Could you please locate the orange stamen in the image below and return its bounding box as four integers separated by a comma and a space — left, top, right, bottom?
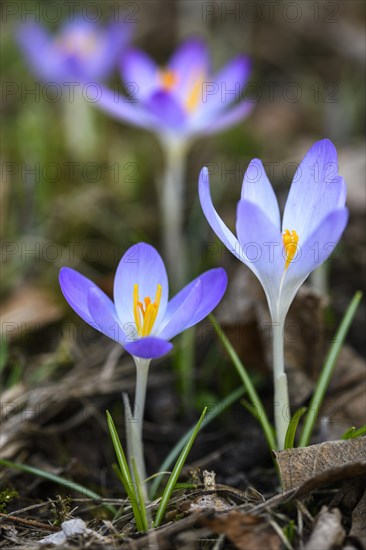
283, 229, 299, 270
133, 284, 162, 337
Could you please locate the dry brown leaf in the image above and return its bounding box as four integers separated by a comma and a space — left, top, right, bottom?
201, 511, 281, 550
0, 285, 62, 341
275, 438, 366, 491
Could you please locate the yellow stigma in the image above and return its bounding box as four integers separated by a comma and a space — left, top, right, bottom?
159, 69, 178, 91
133, 284, 162, 337
185, 73, 204, 113
283, 229, 299, 270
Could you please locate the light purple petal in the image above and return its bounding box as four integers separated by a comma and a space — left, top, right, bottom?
337, 177, 347, 207
285, 207, 349, 284
276, 207, 349, 322
163, 268, 228, 334
95, 86, 156, 130
17, 19, 129, 83
79, 21, 132, 81
241, 159, 280, 230
198, 168, 242, 262
114, 243, 169, 333
121, 48, 159, 100
87, 287, 125, 344
124, 336, 173, 359
158, 280, 202, 340
145, 91, 187, 130
283, 139, 345, 240
167, 38, 210, 101
185, 268, 228, 327
59, 267, 99, 326
192, 98, 253, 136
17, 22, 67, 82
200, 55, 251, 116
236, 200, 284, 315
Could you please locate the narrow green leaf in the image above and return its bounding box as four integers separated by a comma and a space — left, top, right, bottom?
284, 407, 307, 449
154, 407, 207, 528
131, 457, 149, 531
241, 398, 262, 420
0, 341, 8, 372
210, 314, 276, 451
149, 386, 245, 500
341, 425, 366, 440
299, 291, 363, 447
0, 458, 115, 514
106, 411, 145, 532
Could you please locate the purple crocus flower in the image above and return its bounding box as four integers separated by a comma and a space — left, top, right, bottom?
95, 37, 252, 138
17, 17, 133, 82
59, 242, 227, 359
199, 139, 348, 325
199, 138, 348, 449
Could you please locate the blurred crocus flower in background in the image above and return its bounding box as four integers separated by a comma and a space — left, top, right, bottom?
17, 16, 133, 82
59, 242, 227, 486
199, 139, 348, 449
95, 37, 252, 286
97, 37, 252, 140
17, 17, 133, 158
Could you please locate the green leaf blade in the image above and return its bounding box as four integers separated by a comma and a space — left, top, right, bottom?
153, 407, 207, 528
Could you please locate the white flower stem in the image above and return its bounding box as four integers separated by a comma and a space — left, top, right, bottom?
158, 137, 190, 290
123, 357, 151, 501
272, 319, 290, 450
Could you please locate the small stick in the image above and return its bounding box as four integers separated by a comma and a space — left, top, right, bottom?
0, 512, 59, 532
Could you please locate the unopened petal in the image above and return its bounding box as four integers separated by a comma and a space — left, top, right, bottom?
241, 159, 281, 230
198, 168, 243, 261
283, 139, 344, 240
236, 200, 283, 315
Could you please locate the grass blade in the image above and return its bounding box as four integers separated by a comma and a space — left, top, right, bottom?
341, 425, 366, 440
153, 407, 207, 528
131, 457, 149, 531
106, 411, 145, 532
284, 407, 307, 449
299, 291, 363, 447
0, 458, 115, 514
210, 314, 276, 451
149, 386, 245, 500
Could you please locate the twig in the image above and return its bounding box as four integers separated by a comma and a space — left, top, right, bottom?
0, 512, 59, 532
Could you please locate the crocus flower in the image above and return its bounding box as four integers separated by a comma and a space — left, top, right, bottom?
95, 37, 252, 140
199, 139, 348, 325
199, 139, 348, 448
59, 242, 227, 359
17, 17, 132, 82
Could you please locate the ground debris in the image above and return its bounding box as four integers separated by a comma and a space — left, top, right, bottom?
201, 510, 282, 550
304, 506, 345, 550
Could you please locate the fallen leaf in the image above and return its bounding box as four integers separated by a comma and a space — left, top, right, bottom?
275, 438, 366, 491
202, 511, 281, 550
